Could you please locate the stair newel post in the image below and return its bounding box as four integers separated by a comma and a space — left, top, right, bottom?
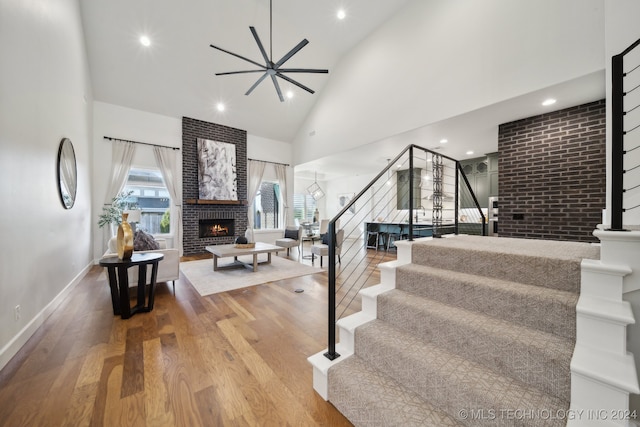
409, 145, 414, 241
611, 52, 625, 231
324, 220, 340, 360
455, 161, 460, 235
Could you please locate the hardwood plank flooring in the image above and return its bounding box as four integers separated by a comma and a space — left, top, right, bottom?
0, 243, 396, 426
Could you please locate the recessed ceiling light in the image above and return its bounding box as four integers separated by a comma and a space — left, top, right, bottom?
139, 35, 151, 47
337, 9, 346, 20
286, 90, 294, 99
440, 139, 448, 144
466, 150, 474, 155
542, 98, 556, 106
216, 102, 225, 112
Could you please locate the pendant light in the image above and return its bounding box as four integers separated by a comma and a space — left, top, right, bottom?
307, 172, 325, 200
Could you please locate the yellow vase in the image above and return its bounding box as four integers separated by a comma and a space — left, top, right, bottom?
117, 212, 134, 260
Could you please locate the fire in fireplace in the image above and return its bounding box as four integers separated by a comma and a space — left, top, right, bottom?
199, 219, 234, 238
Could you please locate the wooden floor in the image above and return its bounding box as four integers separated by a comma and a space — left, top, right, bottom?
0, 245, 396, 426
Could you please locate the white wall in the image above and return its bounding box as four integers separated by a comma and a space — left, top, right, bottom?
0, 0, 93, 369
92, 103, 294, 256
293, 0, 605, 166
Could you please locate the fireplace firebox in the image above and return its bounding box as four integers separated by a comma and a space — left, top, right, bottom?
199, 219, 234, 238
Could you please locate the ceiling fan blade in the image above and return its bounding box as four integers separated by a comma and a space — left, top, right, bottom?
270, 74, 285, 102
216, 70, 265, 76
245, 72, 269, 96
276, 72, 315, 94
273, 39, 309, 68
210, 44, 265, 69
249, 27, 271, 65
277, 68, 329, 74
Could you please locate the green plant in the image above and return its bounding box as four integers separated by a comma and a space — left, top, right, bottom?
98, 191, 136, 228
160, 209, 171, 233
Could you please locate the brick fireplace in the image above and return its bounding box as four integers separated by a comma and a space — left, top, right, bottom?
182, 117, 248, 255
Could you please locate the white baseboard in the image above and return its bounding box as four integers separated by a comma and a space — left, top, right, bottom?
0, 262, 93, 371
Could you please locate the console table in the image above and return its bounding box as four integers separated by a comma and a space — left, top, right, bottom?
99, 252, 164, 319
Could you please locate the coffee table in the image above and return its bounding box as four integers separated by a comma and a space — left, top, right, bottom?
205, 242, 282, 272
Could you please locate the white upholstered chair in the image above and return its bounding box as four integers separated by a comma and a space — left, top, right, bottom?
311, 228, 345, 267
275, 225, 302, 256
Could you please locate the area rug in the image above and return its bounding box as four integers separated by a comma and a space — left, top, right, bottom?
180, 255, 324, 296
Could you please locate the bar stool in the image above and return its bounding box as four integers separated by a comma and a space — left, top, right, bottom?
386, 232, 402, 251
366, 231, 382, 250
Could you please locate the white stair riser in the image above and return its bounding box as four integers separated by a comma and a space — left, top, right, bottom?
577, 314, 629, 355
338, 324, 355, 353
312, 364, 329, 400
361, 291, 378, 315
581, 271, 625, 300
594, 230, 640, 294
571, 374, 634, 426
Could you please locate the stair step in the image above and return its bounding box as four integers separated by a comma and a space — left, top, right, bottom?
355, 319, 569, 427
396, 263, 578, 339
377, 289, 573, 400
410, 235, 599, 292
328, 355, 464, 427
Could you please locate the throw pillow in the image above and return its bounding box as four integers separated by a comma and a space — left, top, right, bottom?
284, 228, 298, 239
134, 230, 160, 251
321, 233, 330, 245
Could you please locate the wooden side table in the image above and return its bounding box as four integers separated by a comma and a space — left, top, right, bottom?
99, 252, 164, 319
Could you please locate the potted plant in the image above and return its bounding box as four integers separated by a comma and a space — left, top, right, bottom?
98, 191, 136, 235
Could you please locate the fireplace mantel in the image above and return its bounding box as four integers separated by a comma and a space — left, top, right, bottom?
185, 199, 247, 206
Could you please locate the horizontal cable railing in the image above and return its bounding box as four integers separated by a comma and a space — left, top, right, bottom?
324, 144, 486, 360
611, 37, 640, 230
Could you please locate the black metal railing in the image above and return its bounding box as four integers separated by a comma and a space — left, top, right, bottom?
611, 37, 640, 230
323, 144, 486, 360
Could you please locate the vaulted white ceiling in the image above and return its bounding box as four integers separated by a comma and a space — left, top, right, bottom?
80, 0, 411, 143
80, 0, 607, 180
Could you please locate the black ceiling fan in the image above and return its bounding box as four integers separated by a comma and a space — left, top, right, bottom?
209, 0, 328, 102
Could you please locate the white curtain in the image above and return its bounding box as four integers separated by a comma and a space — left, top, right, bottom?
103, 141, 136, 235
246, 160, 266, 242
274, 163, 289, 227
154, 146, 183, 256
104, 141, 135, 202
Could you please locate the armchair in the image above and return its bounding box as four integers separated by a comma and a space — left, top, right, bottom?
275, 226, 302, 256
311, 228, 345, 267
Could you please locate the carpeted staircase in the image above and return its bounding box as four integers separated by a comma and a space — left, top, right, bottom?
327, 235, 601, 426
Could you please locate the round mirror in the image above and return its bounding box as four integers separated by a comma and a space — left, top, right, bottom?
57, 138, 77, 209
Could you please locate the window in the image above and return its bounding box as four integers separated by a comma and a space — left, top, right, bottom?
123, 168, 171, 234
293, 193, 317, 223
252, 181, 281, 230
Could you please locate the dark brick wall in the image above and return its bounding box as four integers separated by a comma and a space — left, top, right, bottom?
498, 100, 605, 243
182, 117, 248, 255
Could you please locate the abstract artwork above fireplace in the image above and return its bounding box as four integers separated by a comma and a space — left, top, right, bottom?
197, 138, 237, 201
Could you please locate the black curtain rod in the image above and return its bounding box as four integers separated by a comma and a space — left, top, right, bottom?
103, 136, 180, 151
248, 158, 289, 167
